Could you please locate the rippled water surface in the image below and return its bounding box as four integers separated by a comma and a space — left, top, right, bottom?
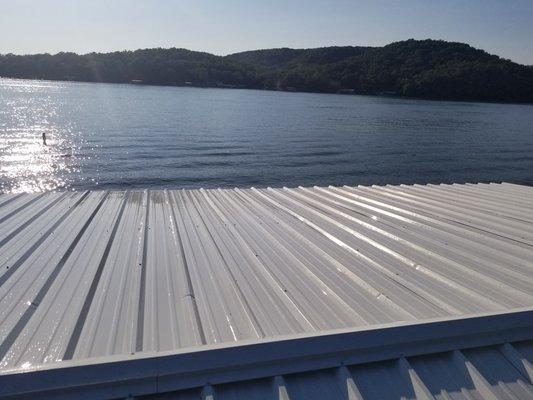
1, 78, 532, 193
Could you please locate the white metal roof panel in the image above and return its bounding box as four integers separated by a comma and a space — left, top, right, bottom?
0, 182, 532, 396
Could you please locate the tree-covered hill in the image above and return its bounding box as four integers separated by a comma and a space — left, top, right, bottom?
0, 48, 262, 88
1, 39, 532, 103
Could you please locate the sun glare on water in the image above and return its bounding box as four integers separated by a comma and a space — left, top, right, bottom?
0, 130, 69, 193
0, 79, 82, 193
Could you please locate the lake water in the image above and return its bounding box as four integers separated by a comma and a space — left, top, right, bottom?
1, 78, 532, 193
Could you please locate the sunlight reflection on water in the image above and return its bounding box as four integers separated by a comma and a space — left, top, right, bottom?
1, 77, 533, 193
0, 79, 82, 193
0, 130, 68, 193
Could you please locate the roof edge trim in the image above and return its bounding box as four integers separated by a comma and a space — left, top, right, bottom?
2, 307, 533, 399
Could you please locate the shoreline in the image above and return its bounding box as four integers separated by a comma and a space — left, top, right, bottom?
2, 75, 533, 106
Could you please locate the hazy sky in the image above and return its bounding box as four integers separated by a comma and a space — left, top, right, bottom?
1, 0, 532, 64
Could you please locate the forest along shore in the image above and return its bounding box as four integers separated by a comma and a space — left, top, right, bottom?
1, 39, 533, 103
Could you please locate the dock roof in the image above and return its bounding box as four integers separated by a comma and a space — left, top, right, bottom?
1, 182, 532, 398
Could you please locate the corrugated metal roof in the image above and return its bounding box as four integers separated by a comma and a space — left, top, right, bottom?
0, 182, 532, 397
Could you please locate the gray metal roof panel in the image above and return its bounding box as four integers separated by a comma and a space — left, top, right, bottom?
123, 342, 533, 400
1, 308, 532, 399
0, 182, 532, 394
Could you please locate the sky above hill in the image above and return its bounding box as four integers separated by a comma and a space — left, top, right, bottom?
1, 0, 532, 65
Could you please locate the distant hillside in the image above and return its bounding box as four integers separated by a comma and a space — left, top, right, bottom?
0, 48, 262, 88
1, 39, 533, 103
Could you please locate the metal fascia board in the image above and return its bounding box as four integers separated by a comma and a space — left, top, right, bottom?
1, 307, 532, 399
